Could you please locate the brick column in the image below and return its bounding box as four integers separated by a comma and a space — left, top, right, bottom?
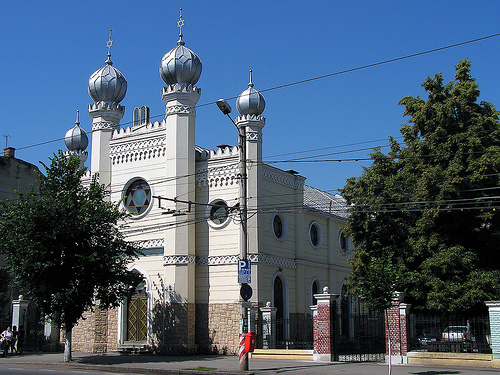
385, 292, 410, 364
486, 301, 500, 360
311, 288, 339, 362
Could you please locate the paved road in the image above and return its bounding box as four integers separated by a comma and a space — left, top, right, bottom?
1, 352, 500, 374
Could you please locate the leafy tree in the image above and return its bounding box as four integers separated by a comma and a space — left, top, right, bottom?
0, 151, 142, 361
342, 60, 500, 314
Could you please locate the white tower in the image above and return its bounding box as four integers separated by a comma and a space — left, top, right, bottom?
88, 30, 127, 189
64, 110, 89, 169
235, 71, 266, 256
159, 9, 201, 346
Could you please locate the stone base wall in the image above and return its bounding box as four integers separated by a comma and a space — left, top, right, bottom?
196, 303, 240, 355
69, 303, 242, 355
152, 302, 197, 354
70, 306, 118, 353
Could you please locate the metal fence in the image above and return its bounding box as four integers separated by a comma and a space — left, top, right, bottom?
254, 316, 313, 349
409, 314, 491, 354
335, 299, 386, 362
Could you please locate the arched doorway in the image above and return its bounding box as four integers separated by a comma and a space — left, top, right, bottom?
127, 280, 147, 342
273, 274, 288, 348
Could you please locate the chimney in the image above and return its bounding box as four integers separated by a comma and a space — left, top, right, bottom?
3, 147, 15, 158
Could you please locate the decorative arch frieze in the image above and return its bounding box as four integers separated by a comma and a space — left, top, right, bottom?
196, 164, 239, 188
262, 168, 305, 190
110, 137, 166, 165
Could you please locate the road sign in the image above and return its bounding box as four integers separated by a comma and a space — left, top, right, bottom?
240, 283, 253, 301
238, 260, 251, 283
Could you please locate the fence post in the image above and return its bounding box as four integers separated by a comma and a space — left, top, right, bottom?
312, 287, 339, 362
259, 302, 277, 349
385, 292, 410, 364
486, 301, 500, 360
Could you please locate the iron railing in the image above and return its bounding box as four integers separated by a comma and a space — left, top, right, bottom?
409, 314, 491, 354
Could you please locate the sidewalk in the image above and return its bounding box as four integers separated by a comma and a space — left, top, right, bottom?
1, 351, 500, 375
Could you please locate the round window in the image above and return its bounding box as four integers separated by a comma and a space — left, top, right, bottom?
309, 221, 322, 248
124, 179, 151, 216
209, 200, 229, 225
272, 213, 287, 241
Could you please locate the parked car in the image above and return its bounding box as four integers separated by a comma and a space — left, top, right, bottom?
417, 330, 440, 346
441, 326, 475, 343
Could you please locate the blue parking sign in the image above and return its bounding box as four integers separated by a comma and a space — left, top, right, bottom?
238, 260, 251, 283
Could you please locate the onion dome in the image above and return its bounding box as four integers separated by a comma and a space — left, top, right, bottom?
65, 110, 88, 152
88, 30, 127, 103
159, 9, 202, 86
236, 70, 265, 116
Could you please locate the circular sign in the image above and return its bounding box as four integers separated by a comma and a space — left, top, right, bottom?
240, 283, 253, 301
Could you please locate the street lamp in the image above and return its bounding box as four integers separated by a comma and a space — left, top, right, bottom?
216, 98, 249, 371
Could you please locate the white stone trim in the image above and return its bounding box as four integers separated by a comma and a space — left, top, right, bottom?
92, 121, 119, 131
163, 255, 196, 265
196, 255, 239, 265
196, 164, 239, 188
263, 167, 305, 190
246, 131, 262, 142
110, 137, 166, 165
193, 254, 297, 269
134, 238, 164, 249
165, 104, 196, 115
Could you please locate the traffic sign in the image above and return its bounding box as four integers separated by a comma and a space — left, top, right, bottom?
240, 283, 253, 301
238, 259, 251, 283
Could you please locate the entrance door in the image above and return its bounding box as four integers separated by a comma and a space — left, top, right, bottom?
127, 293, 147, 341
274, 276, 285, 347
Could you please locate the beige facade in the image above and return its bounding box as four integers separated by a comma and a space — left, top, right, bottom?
70, 19, 354, 354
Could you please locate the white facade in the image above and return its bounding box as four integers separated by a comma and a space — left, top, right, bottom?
71, 17, 353, 354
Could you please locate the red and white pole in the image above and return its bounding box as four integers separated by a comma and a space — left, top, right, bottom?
239, 334, 248, 370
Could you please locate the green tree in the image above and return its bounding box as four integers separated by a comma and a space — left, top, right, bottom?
342, 60, 500, 314
0, 151, 142, 361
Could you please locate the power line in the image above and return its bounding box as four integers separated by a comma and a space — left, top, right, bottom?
14, 32, 500, 153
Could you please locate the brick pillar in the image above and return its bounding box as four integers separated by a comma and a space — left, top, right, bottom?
385, 292, 411, 364
311, 288, 339, 362
486, 301, 500, 360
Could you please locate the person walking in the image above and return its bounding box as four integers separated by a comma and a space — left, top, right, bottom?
10, 326, 17, 355
17, 326, 25, 355
1, 326, 12, 358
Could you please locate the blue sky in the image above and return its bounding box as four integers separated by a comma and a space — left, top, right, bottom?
1, 1, 499, 193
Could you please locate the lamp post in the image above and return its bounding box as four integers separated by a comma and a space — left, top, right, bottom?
217, 99, 249, 371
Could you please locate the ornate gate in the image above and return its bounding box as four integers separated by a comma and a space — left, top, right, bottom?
335, 297, 386, 362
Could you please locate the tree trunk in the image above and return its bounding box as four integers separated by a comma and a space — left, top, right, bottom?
64, 328, 72, 362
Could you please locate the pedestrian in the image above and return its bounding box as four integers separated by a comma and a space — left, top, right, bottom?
10, 326, 17, 355
0, 326, 12, 358
17, 326, 25, 355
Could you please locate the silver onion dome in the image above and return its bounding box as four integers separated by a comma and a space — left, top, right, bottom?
159, 9, 202, 86
65, 111, 89, 152
88, 30, 127, 103
236, 70, 265, 116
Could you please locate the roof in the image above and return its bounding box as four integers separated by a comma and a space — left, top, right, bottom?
303, 185, 348, 219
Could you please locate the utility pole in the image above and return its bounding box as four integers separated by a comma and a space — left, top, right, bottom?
217, 99, 250, 371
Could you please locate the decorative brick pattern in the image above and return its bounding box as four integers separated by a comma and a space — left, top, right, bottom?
385, 293, 410, 359
312, 293, 338, 361
314, 304, 332, 354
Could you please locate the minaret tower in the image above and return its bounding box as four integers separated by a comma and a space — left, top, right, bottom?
235, 71, 266, 255
159, 9, 201, 349
64, 110, 89, 169
88, 30, 127, 189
